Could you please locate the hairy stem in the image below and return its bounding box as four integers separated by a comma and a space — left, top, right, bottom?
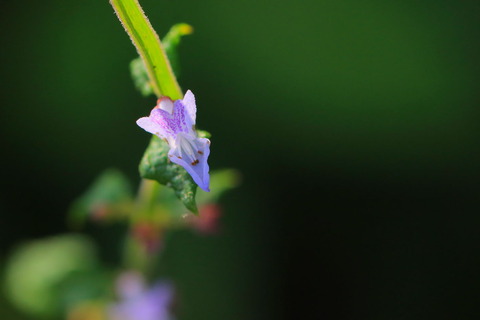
110, 0, 183, 100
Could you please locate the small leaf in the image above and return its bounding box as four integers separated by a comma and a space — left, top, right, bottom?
196, 129, 212, 139
139, 135, 198, 214
130, 57, 154, 96
68, 169, 133, 228
162, 23, 193, 77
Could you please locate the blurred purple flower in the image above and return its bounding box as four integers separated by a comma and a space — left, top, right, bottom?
137, 90, 211, 191
109, 272, 174, 320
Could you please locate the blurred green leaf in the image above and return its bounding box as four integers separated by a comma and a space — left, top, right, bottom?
4, 234, 98, 318
196, 129, 212, 139
139, 135, 198, 214
130, 57, 154, 97
68, 169, 133, 228
110, 0, 182, 99
162, 23, 193, 77
56, 269, 112, 312
197, 169, 241, 204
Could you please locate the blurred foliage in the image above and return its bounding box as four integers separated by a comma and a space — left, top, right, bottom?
130, 58, 154, 97
4, 235, 99, 318
67, 166, 237, 228
2, 168, 239, 319
57, 269, 111, 316
196, 130, 212, 139
162, 23, 194, 78
68, 169, 134, 228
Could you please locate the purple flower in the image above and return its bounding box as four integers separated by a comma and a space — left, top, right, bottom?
109, 272, 174, 320
137, 90, 210, 192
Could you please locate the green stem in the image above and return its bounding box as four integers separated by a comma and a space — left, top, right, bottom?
123, 179, 161, 274
110, 0, 183, 99
134, 179, 161, 218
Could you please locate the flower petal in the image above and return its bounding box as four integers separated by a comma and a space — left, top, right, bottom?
169, 137, 210, 192
136, 117, 170, 140
151, 104, 190, 136
182, 89, 196, 125
137, 90, 210, 193
109, 280, 174, 320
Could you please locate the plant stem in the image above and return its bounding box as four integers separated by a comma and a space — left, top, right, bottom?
123, 179, 161, 274
135, 179, 161, 218
110, 0, 183, 99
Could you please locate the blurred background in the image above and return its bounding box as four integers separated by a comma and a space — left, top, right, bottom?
1, 0, 480, 319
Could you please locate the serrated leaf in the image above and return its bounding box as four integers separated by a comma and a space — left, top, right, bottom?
139, 135, 198, 214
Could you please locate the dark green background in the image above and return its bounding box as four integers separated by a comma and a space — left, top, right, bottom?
1, 0, 480, 319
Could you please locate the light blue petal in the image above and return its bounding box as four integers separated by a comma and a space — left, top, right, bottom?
136, 117, 170, 140
182, 89, 196, 125
169, 137, 210, 192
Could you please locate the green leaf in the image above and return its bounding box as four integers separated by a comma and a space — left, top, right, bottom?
110, 0, 182, 99
4, 235, 98, 318
68, 169, 133, 228
139, 135, 198, 214
196, 129, 212, 139
56, 269, 112, 312
162, 23, 193, 77
130, 57, 154, 97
